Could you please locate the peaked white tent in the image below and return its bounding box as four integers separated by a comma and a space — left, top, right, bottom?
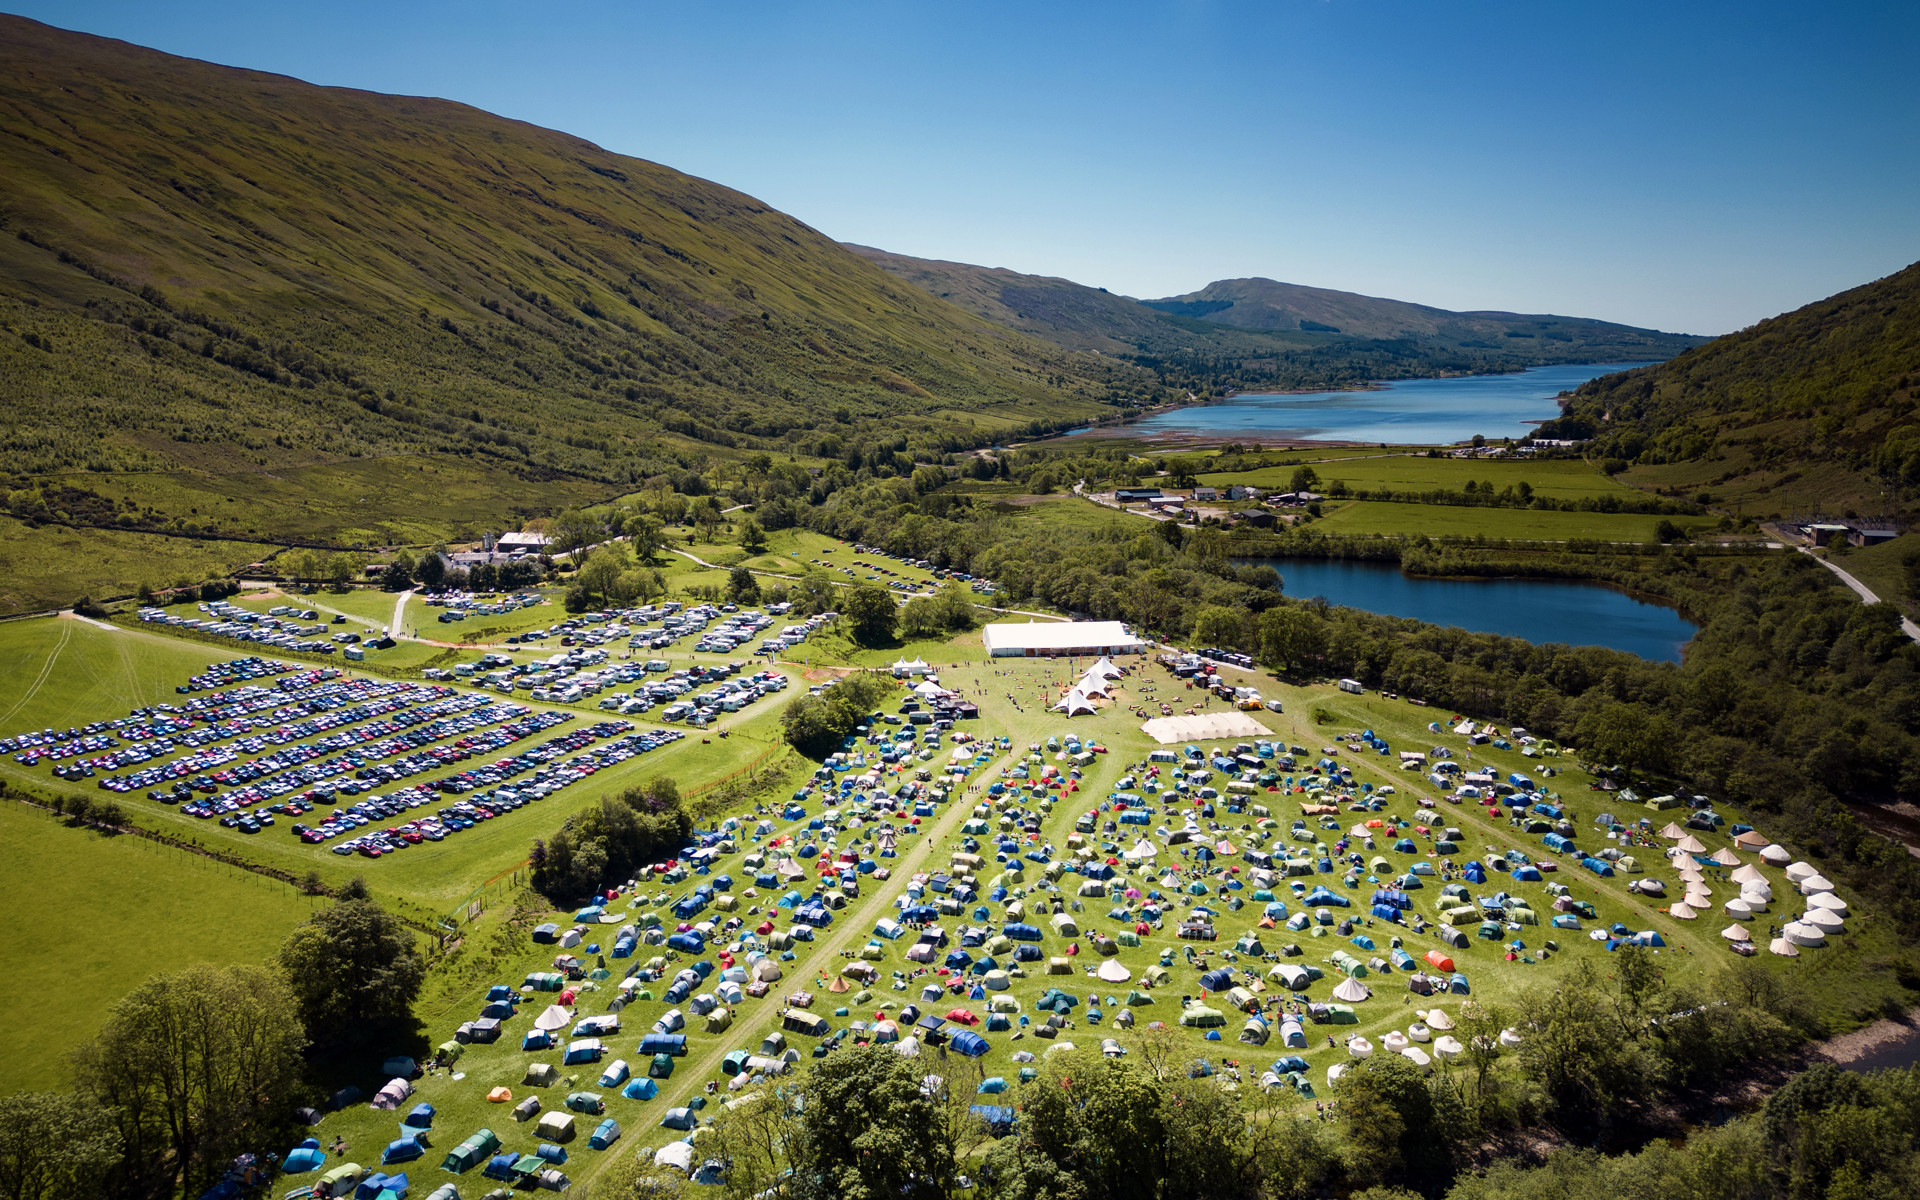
1675, 835, 1707, 854
1054, 690, 1097, 716
1668, 901, 1698, 920
1659, 822, 1689, 840
1077, 673, 1113, 699
1730, 864, 1767, 885
1711, 847, 1743, 867
1331, 977, 1371, 1003
1721, 923, 1751, 942
1088, 657, 1124, 680
1769, 937, 1800, 957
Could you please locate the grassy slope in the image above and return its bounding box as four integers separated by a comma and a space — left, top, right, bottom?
1548, 261, 1920, 516
0, 801, 320, 1088
0, 16, 1128, 504
0, 516, 271, 610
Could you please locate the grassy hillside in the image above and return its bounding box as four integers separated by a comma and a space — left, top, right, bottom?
1538, 261, 1920, 518
0, 17, 1145, 526
851, 246, 1705, 398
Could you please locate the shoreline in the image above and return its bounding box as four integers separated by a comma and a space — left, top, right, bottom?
1044, 359, 1654, 450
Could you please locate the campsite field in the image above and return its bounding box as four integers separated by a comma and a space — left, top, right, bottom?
284, 648, 1899, 1195
0, 800, 321, 1089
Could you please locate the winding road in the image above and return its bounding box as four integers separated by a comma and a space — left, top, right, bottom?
1793, 545, 1920, 643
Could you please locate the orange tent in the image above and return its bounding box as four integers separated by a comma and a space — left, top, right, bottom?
487, 1087, 513, 1103
1425, 950, 1455, 973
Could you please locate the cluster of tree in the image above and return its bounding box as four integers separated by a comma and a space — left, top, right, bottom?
780, 670, 894, 758
530, 777, 692, 904
277, 881, 429, 1052
563, 542, 668, 612
899, 582, 979, 640
599, 957, 1856, 1200
135, 577, 240, 606
0, 881, 424, 1199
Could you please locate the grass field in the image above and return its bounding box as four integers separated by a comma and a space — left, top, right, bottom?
1201, 456, 1639, 502
0, 800, 321, 1088
1310, 501, 1715, 542
0, 517, 268, 614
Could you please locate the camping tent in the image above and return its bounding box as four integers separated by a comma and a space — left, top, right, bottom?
1331, 977, 1371, 1003
1054, 690, 1097, 717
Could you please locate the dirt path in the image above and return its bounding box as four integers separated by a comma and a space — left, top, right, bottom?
0, 618, 71, 728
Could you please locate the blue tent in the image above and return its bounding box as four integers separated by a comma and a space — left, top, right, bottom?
970, 1104, 1017, 1137
1003, 923, 1042, 942
535, 1144, 569, 1164
589, 1118, 622, 1150
283, 1139, 326, 1173
382, 1136, 424, 1165
356, 1172, 408, 1198
403, 1103, 434, 1129
1370, 904, 1403, 923
1448, 972, 1471, 994
951, 1031, 991, 1058
1512, 866, 1542, 882
622, 1078, 659, 1101
1581, 857, 1615, 878
523, 1029, 552, 1051
639, 1034, 687, 1057
1199, 968, 1234, 991
977, 1076, 1009, 1093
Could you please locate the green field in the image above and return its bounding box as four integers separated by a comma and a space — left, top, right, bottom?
0, 800, 321, 1088
1310, 500, 1713, 542
0, 517, 269, 614
1202, 455, 1639, 501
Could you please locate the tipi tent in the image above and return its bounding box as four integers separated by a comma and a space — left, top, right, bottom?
1331, 977, 1371, 1003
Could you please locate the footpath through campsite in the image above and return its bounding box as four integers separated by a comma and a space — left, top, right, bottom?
568, 742, 1015, 1192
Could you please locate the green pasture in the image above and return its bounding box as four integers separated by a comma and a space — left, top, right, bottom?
0, 516, 266, 614
0, 800, 321, 1090
1006, 495, 1150, 535
1202, 456, 1636, 501
1309, 501, 1712, 542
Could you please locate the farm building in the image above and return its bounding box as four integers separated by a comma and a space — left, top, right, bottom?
982, 621, 1148, 658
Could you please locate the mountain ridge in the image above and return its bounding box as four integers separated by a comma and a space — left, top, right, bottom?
846, 245, 1707, 398
0, 15, 1141, 499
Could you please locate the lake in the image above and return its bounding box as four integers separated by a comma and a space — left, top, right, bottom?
1131, 361, 1653, 444
1255, 557, 1696, 662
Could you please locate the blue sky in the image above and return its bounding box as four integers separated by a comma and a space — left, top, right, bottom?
10, 0, 1917, 334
